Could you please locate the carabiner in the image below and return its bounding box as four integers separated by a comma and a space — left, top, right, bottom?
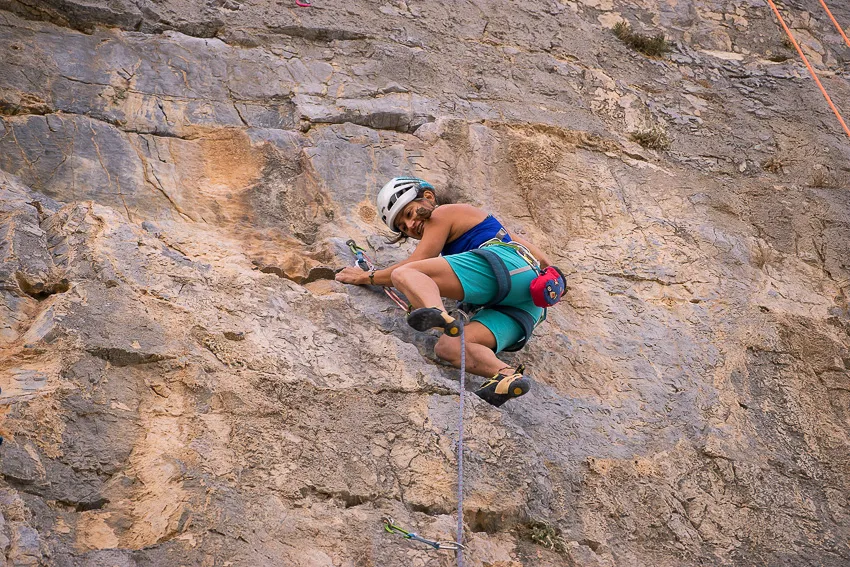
382, 517, 465, 551
434, 540, 465, 551
346, 239, 373, 272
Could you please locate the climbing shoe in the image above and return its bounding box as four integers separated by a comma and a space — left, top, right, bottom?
474, 366, 532, 407
407, 307, 462, 337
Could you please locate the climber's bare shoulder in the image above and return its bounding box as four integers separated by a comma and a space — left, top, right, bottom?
432, 204, 489, 240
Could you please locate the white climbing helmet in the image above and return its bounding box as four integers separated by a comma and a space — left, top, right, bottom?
375, 176, 435, 233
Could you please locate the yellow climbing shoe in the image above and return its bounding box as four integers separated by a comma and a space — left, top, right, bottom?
474, 369, 532, 407
407, 307, 462, 336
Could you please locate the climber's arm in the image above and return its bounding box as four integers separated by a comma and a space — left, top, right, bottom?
336, 210, 452, 286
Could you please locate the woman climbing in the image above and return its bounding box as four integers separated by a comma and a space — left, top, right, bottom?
335, 177, 561, 407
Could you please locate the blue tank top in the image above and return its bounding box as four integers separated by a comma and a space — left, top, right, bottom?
441, 214, 511, 256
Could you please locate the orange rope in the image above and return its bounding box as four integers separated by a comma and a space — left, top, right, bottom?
818, 0, 850, 49
766, 0, 850, 140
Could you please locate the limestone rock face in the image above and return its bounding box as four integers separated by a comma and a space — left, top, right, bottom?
1, 1, 850, 565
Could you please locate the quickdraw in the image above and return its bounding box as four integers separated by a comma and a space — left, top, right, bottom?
345, 239, 410, 312
382, 517, 465, 551
347, 239, 371, 272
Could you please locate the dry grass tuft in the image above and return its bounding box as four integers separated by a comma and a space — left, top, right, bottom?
767, 53, 792, 62
808, 167, 846, 189
761, 156, 785, 173
629, 126, 670, 150
613, 22, 671, 57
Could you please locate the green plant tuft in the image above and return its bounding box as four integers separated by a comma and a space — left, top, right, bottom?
613, 22, 670, 57
527, 521, 568, 554
629, 126, 671, 150
612, 21, 631, 40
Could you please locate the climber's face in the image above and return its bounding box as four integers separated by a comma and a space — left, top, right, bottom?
394, 191, 436, 239
394, 202, 425, 238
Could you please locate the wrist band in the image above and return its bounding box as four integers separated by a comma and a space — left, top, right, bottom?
368, 269, 377, 285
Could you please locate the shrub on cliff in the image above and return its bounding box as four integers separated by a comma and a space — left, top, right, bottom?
613, 21, 670, 57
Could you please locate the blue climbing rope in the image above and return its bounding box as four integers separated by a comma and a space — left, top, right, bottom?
456, 318, 466, 566
379, 318, 468, 563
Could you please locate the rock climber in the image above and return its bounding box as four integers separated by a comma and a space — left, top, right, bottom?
336, 177, 561, 407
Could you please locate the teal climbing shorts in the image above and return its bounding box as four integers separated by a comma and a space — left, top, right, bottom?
444, 245, 544, 353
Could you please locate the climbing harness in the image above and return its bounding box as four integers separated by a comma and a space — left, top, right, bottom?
382, 517, 465, 551
459, 238, 544, 352
766, 0, 850, 140
345, 239, 410, 311
481, 230, 540, 269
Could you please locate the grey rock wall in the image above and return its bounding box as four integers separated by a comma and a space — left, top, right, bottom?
1, 1, 849, 565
